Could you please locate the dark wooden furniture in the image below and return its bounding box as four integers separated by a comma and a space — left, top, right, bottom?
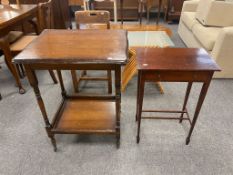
9, 0, 71, 29
13, 29, 128, 151
139, 0, 162, 25
92, 0, 135, 21
0, 4, 38, 93
72, 10, 112, 93
165, 0, 184, 22
135, 48, 221, 144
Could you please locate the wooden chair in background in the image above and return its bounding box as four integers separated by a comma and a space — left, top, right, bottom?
0, 0, 57, 95
71, 10, 112, 93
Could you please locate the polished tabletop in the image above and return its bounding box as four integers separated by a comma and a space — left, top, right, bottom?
0, 4, 37, 30
136, 48, 221, 71
13, 29, 128, 64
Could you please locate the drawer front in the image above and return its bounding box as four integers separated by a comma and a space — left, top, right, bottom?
142, 71, 213, 82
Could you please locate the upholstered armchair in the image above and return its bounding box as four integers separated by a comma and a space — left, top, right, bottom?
178, 0, 233, 78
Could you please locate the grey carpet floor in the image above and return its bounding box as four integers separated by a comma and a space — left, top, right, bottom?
0, 21, 233, 175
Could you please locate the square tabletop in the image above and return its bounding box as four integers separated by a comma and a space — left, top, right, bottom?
13, 29, 128, 65
128, 31, 174, 48
136, 48, 221, 72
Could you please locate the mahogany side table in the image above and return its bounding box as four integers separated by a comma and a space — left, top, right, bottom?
135, 48, 221, 144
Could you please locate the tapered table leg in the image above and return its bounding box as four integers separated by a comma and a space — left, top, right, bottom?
136, 71, 145, 143
186, 81, 211, 145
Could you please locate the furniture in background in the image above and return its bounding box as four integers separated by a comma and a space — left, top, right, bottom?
83, 0, 118, 23
164, 0, 184, 22
93, 0, 135, 21
178, 0, 233, 78
72, 11, 112, 94
135, 48, 220, 144
0, 2, 57, 94
13, 29, 128, 151
9, 0, 71, 29
139, 0, 162, 25
0, 4, 38, 93
121, 30, 174, 92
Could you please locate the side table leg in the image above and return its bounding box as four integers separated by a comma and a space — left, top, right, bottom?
180, 82, 192, 123
25, 65, 57, 151
186, 81, 211, 145
115, 66, 121, 148
136, 71, 145, 143
156, 0, 162, 25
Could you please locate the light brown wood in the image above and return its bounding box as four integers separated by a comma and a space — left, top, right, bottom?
14, 29, 128, 64
13, 29, 128, 150
53, 99, 116, 133
10, 35, 37, 51
68, 0, 83, 6
73, 10, 112, 93
75, 10, 110, 29
121, 25, 172, 92
0, 4, 38, 93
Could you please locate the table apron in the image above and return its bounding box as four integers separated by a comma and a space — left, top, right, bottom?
141, 70, 214, 82
24, 63, 120, 70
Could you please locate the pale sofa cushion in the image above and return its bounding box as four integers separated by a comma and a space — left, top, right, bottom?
192, 23, 221, 51
181, 12, 198, 30
196, 0, 233, 27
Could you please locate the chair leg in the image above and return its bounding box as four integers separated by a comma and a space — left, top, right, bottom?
107, 70, 112, 94
71, 70, 79, 93
0, 93, 2, 100
48, 70, 58, 84
147, 7, 150, 24
0, 39, 25, 94
4, 58, 25, 94
19, 64, 25, 77
156, 82, 164, 94
16, 64, 24, 79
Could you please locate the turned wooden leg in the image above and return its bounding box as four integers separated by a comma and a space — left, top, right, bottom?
107, 70, 112, 94
48, 70, 58, 84
25, 65, 57, 151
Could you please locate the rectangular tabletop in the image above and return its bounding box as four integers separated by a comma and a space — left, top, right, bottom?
13, 29, 128, 65
0, 4, 37, 31
136, 48, 221, 72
